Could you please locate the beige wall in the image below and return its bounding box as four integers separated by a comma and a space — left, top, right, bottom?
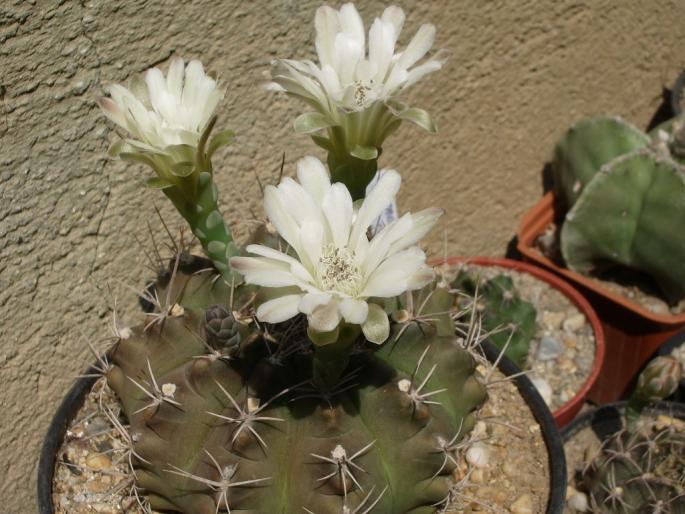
1, 0, 683, 510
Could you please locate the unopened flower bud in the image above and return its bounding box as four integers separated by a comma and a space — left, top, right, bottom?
204, 304, 240, 349
635, 356, 683, 403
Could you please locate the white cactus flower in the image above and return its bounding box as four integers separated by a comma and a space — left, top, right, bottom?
269, 3, 446, 134
230, 156, 441, 344
98, 56, 223, 155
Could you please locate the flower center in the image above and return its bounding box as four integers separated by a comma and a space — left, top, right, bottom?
353, 80, 372, 109
318, 244, 362, 296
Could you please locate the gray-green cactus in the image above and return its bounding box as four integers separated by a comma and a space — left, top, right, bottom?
553, 115, 685, 303
578, 356, 685, 513
552, 116, 651, 210
452, 271, 536, 369
106, 257, 487, 514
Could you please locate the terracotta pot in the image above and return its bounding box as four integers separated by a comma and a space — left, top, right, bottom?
517, 192, 685, 404
438, 256, 605, 427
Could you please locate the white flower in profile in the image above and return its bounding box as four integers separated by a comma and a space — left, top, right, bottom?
230, 156, 442, 344
98, 56, 223, 156
269, 3, 446, 136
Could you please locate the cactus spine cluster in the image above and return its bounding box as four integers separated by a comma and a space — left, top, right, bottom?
552, 115, 685, 303
452, 271, 536, 369
578, 356, 685, 513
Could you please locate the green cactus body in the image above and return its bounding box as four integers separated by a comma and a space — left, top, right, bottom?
163, 171, 241, 281
452, 272, 536, 369
581, 423, 685, 513
561, 151, 685, 303
552, 116, 650, 210
107, 259, 486, 513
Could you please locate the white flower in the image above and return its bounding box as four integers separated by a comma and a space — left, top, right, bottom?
98, 56, 223, 155
230, 156, 442, 344
269, 3, 445, 126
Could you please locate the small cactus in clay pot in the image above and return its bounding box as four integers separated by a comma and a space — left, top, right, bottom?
551, 113, 685, 304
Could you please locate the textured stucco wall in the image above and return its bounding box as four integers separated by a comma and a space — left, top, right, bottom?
1, 0, 684, 511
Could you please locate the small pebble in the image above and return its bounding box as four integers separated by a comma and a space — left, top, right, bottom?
466, 443, 490, 468
471, 420, 488, 438
502, 461, 517, 478
562, 313, 585, 332
536, 335, 564, 360
510, 493, 534, 514
470, 468, 486, 483
542, 311, 565, 330
567, 487, 589, 512
530, 377, 553, 406
85, 453, 112, 471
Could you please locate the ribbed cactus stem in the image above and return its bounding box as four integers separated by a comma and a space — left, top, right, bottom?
327, 150, 378, 201
311, 324, 360, 390
165, 172, 240, 283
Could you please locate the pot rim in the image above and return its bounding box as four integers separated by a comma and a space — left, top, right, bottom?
517, 191, 685, 326
437, 256, 606, 428
561, 400, 685, 443
38, 347, 567, 514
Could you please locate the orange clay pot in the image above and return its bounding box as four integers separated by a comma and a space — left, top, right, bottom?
517, 192, 685, 404
438, 256, 605, 428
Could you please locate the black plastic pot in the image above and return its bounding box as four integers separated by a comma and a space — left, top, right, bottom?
561, 400, 685, 507
38, 344, 566, 514
657, 329, 685, 402
37, 367, 99, 514
672, 70, 685, 117
562, 400, 685, 443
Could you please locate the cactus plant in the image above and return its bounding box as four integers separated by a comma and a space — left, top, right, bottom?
91, 4, 499, 513
452, 271, 536, 368
106, 261, 486, 513
552, 115, 685, 303
577, 356, 685, 513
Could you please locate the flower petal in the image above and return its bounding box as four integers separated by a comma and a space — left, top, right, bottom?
315, 5, 340, 68
339, 297, 369, 324
406, 267, 435, 291
298, 221, 325, 273
360, 247, 427, 297
245, 244, 316, 284
264, 184, 301, 252
339, 3, 365, 50
323, 183, 354, 249
362, 303, 389, 344
230, 256, 301, 288
308, 297, 342, 332
349, 169, 401, 252
256, 294, 303, 324
381, 6, 405, 45
398, 23, 436, 70
299, 292, 332, 314
296, 156, 331, 203
387, 207, 443, 255
166, 56, 184, 100
363, 212, 414, 276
